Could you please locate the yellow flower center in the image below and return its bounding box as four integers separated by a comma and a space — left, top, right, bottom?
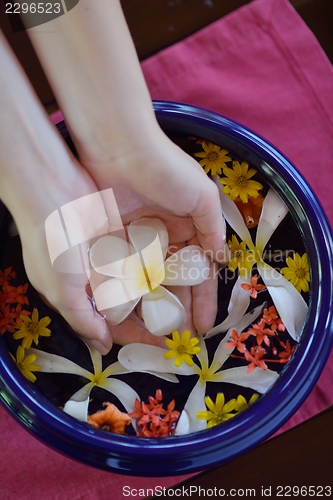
27, 322, 39, 335
236, 175, 247, 186
207, 151, 219, 162
295, 268, 306, 279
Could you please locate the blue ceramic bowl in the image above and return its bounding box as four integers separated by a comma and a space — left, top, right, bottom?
1, 101, 333, 476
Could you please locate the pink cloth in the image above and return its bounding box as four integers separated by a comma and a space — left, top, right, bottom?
2, 0, 333, 498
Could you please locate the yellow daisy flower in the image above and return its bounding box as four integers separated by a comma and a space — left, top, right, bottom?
196, 393, 236, 428
281, 252, 310, 293
235, 393, 259, 412
220, 160, 263, 203
194, 141, 231, 176
164, 330, 201, 367
228, 234, 254, 275
10, 345, 41, 383
13, 308, 51, 349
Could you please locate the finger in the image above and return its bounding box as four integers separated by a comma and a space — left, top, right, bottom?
54, 285, 112, 355
164, 241, 195, 335
188, 235, 218, 334
111, 312, 166, 347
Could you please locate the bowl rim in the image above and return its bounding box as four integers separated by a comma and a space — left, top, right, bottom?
1, 100, 333, 476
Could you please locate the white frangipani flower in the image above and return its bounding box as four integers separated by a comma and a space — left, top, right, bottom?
118, 305, 279, 435
27, 344, 140, 422
207, 184, 308, 341
89, 218, 210, 337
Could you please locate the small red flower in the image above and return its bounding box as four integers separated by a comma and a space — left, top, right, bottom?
278, 341, 296, 363
262, 306, 285, 332
240, 274, 266, 299
0, 267, 16, 286
225, 328, 249, 353
247, 319, 275, 346
244, 346, 267, 372
129, 390, 180, 438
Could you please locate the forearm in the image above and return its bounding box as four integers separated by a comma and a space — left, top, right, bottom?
23, 0, 158, 169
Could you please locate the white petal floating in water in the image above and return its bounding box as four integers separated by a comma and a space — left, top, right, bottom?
175, 409, 190, 436
162, 245, 210, 286
214, 366, 279, 393
214, 177, 253, 249
102, 378, 140, 413
118, 343, 194, 376
205, 274, 251, 339
256, 188, 289, 255
141, 286, 187, 336
180, 380, 207, 434
64, 397, 90, 422
257, 261, 308, 341
27, 348, 92, 379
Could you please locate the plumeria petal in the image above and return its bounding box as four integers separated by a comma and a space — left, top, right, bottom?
141, 286, 187, 336
162, 246, 210, 286
92, 276, 145, 314
128, 218, 169, 260
205, 274, 251, 338
194, 335, 209, 374
209, 304, 264, 371
214, 177, 254, 249
102, 360, 131, 378
27, 348, 92, 380
257, 261, 308, 341
178, 380, 207, 434
89, 235, 132, 278
255, 189, 289, 254
102, 297, 141, 325
64, 396, 90, 421
118, 344, 194, 376
101, 378, 140, 413
175, 409, 190, 436
213, 366, 279, 393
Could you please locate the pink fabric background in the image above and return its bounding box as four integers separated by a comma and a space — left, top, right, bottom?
2, 0, 333, 498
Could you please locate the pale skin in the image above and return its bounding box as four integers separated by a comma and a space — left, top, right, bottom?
0, 0, 228, 354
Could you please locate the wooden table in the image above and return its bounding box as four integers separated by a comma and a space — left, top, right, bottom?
1, 0, 333, 494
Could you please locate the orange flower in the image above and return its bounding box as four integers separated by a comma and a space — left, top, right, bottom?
278, 341, 296, 363
240, 274, 266, 299
262, 306, 285, 332
0, 304, 17, 334
225, 328, 249, 353
244, 346, 267, 372
129, 390, 180, 438
1, 282, 29, 306
88, 403, 131, 434
0, 267, 16, 286
247, 319, 275, 346
235, 193, 264, 228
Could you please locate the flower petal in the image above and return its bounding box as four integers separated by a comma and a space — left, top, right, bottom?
128, 218, 169, 260
92, 276, 145, 315
141, 286, 187, 336
214, 176, 254, 249
27, 348, 92, 380
162, 245, 210, 286
63, 396, 90, 422
179, 380, 207, 434
258, 261, 308, 341
118, 343, 194, 376
214, 366, 279, 393
205, 274, 251, 338
175, 409, 190, 436
101, 378, 140, 413
255, 189, 289, 254
90, 235, 132, 277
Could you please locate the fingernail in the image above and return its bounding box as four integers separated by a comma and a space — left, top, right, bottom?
86, 338, 111, 356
